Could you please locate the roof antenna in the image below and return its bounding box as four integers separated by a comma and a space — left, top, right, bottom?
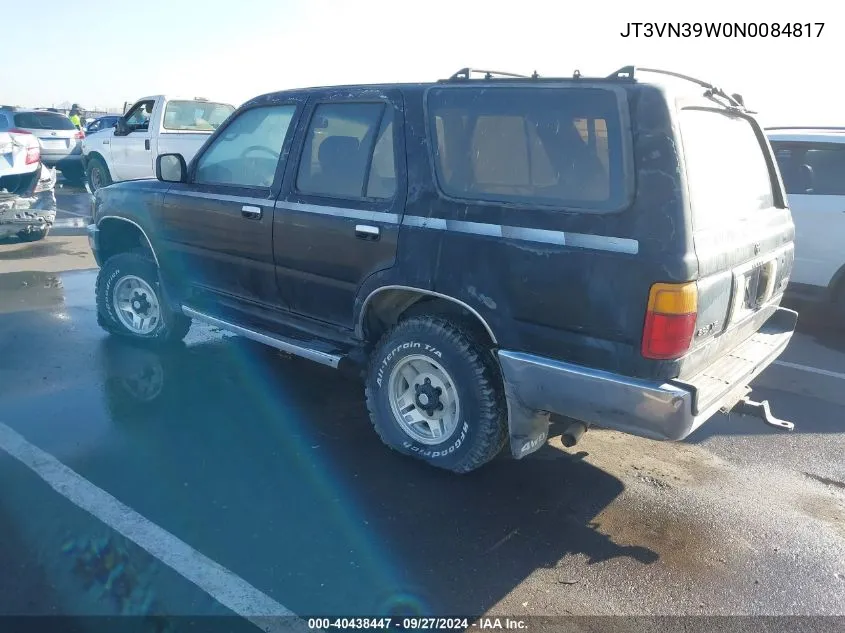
531, 70, 539, 79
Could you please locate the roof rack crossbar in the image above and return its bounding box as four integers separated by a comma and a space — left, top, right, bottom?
446, 68, 534, 81
606, 66, 747, 109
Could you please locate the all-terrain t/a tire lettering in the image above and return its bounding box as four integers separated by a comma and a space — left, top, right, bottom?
365, 316, 507, 474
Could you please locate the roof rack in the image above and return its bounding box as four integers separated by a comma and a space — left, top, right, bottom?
606, 66, 748, 110
443, 68, 540, 81
765, 126, 845, 131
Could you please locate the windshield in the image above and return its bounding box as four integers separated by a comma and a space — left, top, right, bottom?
163, 100, 235, 131
678, 108, 776, 231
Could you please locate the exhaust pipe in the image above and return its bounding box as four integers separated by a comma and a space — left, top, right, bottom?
561, 421, 587, 448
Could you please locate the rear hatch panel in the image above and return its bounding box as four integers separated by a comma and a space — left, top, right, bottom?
672, 102, 795, 380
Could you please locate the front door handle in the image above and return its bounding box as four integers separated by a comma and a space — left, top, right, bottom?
355, 224, 380, 240
242, 205, 262, 220
144, 139, 150, 150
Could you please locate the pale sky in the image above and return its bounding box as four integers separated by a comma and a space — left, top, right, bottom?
2, 0, 840, 127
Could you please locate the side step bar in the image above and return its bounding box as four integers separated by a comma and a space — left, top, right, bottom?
182, 306, 343, 369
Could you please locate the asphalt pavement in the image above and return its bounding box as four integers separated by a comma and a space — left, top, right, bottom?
0, 186, 844, 632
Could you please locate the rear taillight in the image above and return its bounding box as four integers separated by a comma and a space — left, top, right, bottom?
75, 130, 85, 140
8, 128, 31, 135
25, 145, 40, 164
641, 282, 698, 360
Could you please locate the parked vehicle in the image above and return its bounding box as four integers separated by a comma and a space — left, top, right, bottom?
81, 95, 235, 193
766, 127, 845, 317
85, 115, 121, 136
87, 66, 798, 473
0, 128, 57, 241
0, 107, 85, 184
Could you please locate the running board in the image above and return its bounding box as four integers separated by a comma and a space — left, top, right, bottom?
182, 306, 343, 369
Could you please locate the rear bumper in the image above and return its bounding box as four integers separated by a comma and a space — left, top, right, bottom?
0, 165, 57, 238
498, 306, 797, 455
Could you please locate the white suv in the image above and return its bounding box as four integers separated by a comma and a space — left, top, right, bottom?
767, 127, 845, 314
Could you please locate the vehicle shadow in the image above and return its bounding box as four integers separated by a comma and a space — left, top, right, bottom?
786, 297, 845, 352
91, 336, 650, 617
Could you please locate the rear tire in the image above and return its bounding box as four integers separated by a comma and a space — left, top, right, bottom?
86, 156, 112, 192
61, 165, 85, 186
96, 252, 191, 344
365, 316, 507, 474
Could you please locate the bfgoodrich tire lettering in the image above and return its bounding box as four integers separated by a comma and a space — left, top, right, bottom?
365, 316, 507, 474
95, 252, 191, 344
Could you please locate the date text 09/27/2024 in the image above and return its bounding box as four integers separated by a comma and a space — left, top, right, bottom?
620, 22, 825, 37
306, 618, 528, 630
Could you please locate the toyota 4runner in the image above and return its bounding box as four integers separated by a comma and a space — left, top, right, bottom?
87, 66, 798, 473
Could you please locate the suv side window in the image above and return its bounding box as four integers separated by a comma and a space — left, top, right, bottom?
0, 113, 9, 131
195, 105, 296, 189
427, 87, 626, 210
296, 102, 396, 200
773, 142, 845, 196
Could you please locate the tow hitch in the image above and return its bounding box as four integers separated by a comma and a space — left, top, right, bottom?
731, 396, 794, 431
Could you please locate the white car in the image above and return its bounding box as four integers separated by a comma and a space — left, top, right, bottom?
82, 95, 235, 192
767, 127, 845, 315
0, 127, 57, 241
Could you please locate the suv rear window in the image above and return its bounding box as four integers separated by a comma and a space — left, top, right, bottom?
678, 109, 776, 231
13, 112, 76, 130
427, 87, 627, 210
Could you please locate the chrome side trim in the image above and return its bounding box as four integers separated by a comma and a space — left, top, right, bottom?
174, 190, 272, 207
401, 215, 639, 254
357, 285, 498, 345
182, 306, 342, 369
97, 216, 159, 266
167, 193, 639, 254
278, 201, 400, 224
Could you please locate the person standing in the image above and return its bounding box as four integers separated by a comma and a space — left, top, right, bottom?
69, 104, 83, 129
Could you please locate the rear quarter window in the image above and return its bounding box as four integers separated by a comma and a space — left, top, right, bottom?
427, 86, 628, 211
678, 108, 777, 231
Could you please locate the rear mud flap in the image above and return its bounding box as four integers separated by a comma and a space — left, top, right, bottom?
502, 379, 551, 459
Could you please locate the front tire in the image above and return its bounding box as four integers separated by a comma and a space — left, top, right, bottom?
95, 252, 191, 343
365, 316, 507, 474
86, 156, 112, 192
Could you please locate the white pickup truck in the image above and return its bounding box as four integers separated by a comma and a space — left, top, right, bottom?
82, 95, 236, 192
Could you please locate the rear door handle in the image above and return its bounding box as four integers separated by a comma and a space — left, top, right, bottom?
355, 224, 380, 240
242, 205, 262, 220
144, 139, 150, 150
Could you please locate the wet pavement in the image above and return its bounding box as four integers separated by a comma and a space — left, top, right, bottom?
1, 266, 844, 628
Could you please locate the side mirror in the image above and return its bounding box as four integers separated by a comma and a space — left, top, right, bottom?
114, 118, 129, 136
156, 154, 187, 183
